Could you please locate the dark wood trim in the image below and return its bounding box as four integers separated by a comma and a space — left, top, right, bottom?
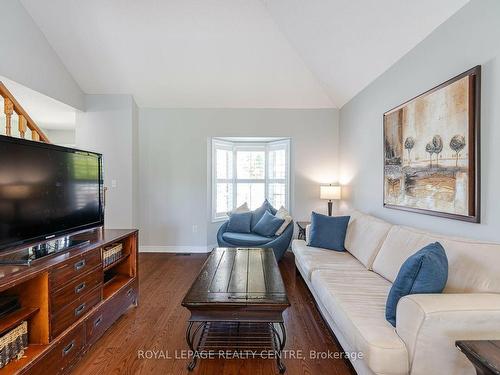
383, 65, 481, 223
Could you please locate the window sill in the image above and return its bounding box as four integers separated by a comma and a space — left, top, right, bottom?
212, 217, 228, 224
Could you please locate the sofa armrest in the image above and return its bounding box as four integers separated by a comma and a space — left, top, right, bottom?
396, 293, 500, 375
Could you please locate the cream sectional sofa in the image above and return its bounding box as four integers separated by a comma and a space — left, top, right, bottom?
292, 210, 500, 375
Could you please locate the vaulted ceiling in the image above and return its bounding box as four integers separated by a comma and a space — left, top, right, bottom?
20, 0, 469, 108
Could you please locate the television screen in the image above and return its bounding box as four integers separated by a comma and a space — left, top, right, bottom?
0, 136, 104, 250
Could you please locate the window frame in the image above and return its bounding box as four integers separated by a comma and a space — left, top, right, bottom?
211, 138, 290, 222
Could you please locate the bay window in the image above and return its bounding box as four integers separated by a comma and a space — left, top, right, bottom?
212, 138, 290, 221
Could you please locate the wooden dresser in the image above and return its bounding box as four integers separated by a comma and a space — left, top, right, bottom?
0, 228, 138, 375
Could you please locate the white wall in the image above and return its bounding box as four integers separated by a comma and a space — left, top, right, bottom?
43, 129, 75, 147
75, 95, 138, 229
0, 0, 84, 110
132, 101, 139, 229
339, 0, 500, 241
139, 108, 339, 251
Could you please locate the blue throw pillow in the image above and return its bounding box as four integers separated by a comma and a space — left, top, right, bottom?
253, 211, 285, 237
251, 199, 277, 229
227, 211, 252, 233
385, 242, 448, 327
308, 212, 350, 251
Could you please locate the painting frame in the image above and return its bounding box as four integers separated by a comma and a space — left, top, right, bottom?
383, 65, 481, 223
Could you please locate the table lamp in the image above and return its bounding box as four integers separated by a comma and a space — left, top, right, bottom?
320, 185, 341, 216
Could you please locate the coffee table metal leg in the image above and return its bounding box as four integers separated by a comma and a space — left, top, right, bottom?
186, 321, 205, 371
187, 321, 287, 372
278, 322, 287, 350
271, 322, 287, 373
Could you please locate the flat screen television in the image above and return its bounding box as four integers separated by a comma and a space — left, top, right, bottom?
0, 135, 104, 251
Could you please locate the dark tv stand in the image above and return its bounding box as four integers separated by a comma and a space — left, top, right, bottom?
0, 229, 138, 375
0, 237, 91, 266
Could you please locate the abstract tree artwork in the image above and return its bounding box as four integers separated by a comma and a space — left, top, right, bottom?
383, 66, 481, 222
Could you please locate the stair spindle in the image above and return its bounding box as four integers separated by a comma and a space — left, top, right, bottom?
32, 131, 40, 141
4, 97, 14, 136
18, 114, 27, 138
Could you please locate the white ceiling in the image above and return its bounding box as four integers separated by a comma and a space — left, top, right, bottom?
263, 0, 470, 107
20, 0, 468, 109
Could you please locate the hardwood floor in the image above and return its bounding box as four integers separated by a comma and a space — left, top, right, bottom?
70, 251, 354, 375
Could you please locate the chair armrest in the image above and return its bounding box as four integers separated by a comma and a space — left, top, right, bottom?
267, 221, 294, 261
216, 221, 229, 244
305, 224, 311, 244
396, 293, 500, 374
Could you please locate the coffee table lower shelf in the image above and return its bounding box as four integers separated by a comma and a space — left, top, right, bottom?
186, 321, 287, 373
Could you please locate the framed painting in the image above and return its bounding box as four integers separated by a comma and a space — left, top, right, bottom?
383, 66, 481, 222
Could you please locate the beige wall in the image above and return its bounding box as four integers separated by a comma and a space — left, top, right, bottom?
139, 108, 339, 251
75, 94, 137, 229
339, 0, 500, 241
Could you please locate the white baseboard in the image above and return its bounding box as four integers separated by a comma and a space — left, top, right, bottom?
139, 245, 212, 253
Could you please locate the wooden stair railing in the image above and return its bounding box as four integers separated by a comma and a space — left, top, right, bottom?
0, 81, 50, 143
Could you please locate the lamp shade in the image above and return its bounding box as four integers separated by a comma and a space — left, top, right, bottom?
320, 185, 341, 200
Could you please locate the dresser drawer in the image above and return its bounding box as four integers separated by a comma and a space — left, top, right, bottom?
86, 279, 137, 346
51, 267, 103, 313
114, 280, 138, 313
51, 286, 102, 339
29, 323, 85, 375
50, 248, 101, 287
86, 305, 112, 347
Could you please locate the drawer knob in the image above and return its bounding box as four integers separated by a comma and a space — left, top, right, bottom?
94, 315, 103, 327
127, 289, 133, 298
75, 303, 86, 317
62, 340, 75, 356
75, 282, 86, 294
74, 259, 86, 271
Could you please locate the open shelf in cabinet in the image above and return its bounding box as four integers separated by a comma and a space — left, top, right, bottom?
102, 233, 136, 301
103, 274, 133, 300
0, 307, 39, 336
103, 253, 130, 272
0, 344, 48, 374
0, 272, 49, 374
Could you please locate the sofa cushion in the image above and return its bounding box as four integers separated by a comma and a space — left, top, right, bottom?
311, 269, 409, 375
253, 211, 285, 237
292, 239, 364, 280
386, 242, 448, 326
373, 226, 500, 293
226, 211, 252, 233
251, 199, 277, 229
222, 232, 274, 246
227, 202, 250, 216
344, 213, 392, 269
275, 206, 292, 235
305, 209, 361, 245
309, 212, 350, 251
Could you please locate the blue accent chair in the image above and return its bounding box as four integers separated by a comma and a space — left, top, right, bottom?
216, 219, 294, 261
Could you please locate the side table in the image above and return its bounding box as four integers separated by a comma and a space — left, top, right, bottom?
296, 221, 310, 241
456, 340, 500, 375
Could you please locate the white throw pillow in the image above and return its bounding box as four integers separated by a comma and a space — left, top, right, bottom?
227, 202, 250, 216
275, 206, 292, 235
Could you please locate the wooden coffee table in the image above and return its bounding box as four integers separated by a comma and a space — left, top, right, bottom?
182, 248, 290, 372
456, 340, 500, 374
